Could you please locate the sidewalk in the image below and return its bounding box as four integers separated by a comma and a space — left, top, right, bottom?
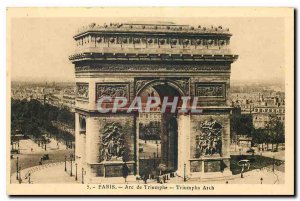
10, 162, 284, 184
11, 162, 80, 184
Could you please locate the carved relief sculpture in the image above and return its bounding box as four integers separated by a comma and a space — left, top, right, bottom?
96, 83, 129, 100
195, 83, 225, 97
76, 83, 89, 100
172, 78, 190, 95
100, 122, 125, 162
195, 120, 222, 158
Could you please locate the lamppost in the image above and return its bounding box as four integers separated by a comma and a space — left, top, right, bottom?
272, 156, 275, 172
18, 166, 21, 181
235, 135, 237, 152
183, 163, 187, 182
153, 152, 156, 168
75, 163, 78, 181
156, 144, 159, 158
81, 168, 84, 184
70, 155, 73, 176
16, 156, 19, 180
241, 165, 244, 178
64, 155, 67, 172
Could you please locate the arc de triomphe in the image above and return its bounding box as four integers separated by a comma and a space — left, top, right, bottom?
69, 22, 238, 183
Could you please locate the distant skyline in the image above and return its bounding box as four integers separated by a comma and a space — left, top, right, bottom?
10, 17, 285, 83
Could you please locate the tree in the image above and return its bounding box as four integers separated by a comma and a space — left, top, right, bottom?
231, 113, 254, 136
11, 98, 75, 142
265, 115, 284, 151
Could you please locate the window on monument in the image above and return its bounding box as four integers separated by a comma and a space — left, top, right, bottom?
79, 115, 86, 135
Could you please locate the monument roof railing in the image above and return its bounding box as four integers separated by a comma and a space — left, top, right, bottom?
74, 22, 232, 38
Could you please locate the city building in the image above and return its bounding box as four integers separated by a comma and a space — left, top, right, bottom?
252, 95, 285, 129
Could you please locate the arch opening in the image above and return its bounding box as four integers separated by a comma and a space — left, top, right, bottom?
137, 81, 181, 177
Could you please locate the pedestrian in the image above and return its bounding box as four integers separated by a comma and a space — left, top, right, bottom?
122, 162, 130, 183
143, 174, 148, 184
163, 175, 166, 183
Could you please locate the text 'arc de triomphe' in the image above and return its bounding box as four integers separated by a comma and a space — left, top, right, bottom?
69, 22, 238, 183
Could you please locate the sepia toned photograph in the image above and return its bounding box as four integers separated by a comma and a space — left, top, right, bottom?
6, 7, 294, 195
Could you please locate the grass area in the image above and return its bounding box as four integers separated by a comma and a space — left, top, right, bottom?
230, 154, 284, 175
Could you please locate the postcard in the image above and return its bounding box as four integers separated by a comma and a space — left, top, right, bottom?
6, 7, 294, 195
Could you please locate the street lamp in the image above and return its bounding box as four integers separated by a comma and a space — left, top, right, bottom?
18, 166, 21, 181
183, 163, 187, 182
235, 135, 237, 152
272, 156, 275, 172
75, 163, 78, 181
240, 163, 245, 178
153, 152, 156, 168
70, 155, 73, 176
81, 168, 84, 184
64, 155, 67, 172
16, 156, 19, 180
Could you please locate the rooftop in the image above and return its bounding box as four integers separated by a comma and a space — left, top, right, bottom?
74, 22, 231, 38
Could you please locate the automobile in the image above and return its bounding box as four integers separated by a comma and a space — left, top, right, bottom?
271, 148, 278, 152
42, 154, 49, 160
246, 148, 255, 154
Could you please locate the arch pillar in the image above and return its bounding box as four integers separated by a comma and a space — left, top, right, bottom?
176, 113, 191, 178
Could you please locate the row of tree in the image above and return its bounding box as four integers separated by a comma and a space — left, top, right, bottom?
231, 112, 285, 150
11, 99, 75, 142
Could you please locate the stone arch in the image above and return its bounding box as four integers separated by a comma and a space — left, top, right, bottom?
136, 79, 187, 97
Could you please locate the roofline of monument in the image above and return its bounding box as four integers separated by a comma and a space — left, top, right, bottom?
73, 30, 232, 39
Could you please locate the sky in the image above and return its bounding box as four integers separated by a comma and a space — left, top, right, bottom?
10, 17, 285, 83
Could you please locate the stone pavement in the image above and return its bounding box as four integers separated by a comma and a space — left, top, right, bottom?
230, 144, 285, 162
10, 162, 284, 185
188, 167, 284, 184
10, 162, 80, 184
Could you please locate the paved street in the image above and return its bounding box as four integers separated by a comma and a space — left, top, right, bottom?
11, 162, 81, 184
11, 139, 74, 174
230, 144, 285, 161
11, 159, 284, 185
11, 139, 285, 185
139, 140, 161, 158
